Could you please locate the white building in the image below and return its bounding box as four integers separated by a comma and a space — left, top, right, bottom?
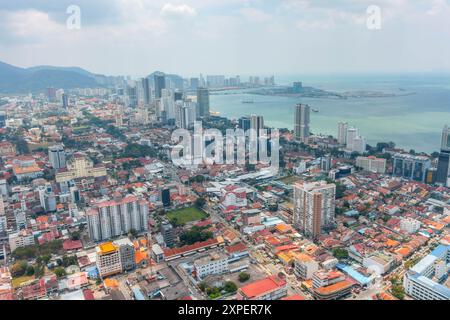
294, 161, 307, 174
96, 242, 123, 278
194, 253, 229, 280
346, 127, 366, 154
352, 136, 366, 154
356, 156, 386, 174
363, 252, 395, 275
337, 122, 348, 145
400, 218, 421, 234
403, 245, 450, 300
48, 145, 66, 169
294, 253, 319, 280
9, 230, 35, 252
87, 195, 149, 242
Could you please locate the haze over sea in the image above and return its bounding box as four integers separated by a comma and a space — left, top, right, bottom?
210, 74, 450, 154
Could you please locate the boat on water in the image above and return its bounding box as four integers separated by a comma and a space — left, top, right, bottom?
242, 99, 254, 104
312, 108, 319, 113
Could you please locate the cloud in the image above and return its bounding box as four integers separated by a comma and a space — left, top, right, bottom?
0, 9, 65, 45
239, 7, 271, 22
0, 0, 450, 75
160, 3, 197, 18
427, 0, 450, 15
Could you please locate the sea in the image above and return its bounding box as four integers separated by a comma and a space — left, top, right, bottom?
210, 73, 450, 154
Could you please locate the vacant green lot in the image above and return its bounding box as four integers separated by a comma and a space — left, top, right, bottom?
167, 207, 208, 225
277, 175, 300, 185
12, 275, 35, 288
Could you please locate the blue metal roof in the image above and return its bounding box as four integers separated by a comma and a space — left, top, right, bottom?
430, 244, 449, 259
336, 263, 372, 285
132, 288, 146, 301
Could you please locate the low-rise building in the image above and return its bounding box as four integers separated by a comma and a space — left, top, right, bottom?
356, 156, 386, 174
56, 153, 107, 183
363, 252, 395, 275
294, 253, 319, 280
194, 252, 228, 280
151, 244, 165, 263
237, 276, 287, 300
9, 229, 35, 252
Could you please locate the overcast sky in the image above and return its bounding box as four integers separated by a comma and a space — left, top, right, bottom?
0, 0, 450, 77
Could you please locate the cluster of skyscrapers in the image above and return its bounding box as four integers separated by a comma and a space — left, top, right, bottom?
338, 122, 366, 154
113, 72, 210, 128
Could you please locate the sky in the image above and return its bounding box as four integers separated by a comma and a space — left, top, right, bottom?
0, 0, 450, 77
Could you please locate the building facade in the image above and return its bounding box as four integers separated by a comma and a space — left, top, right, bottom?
293, 181, 336, 239
356, 156, 387, 174
294, 104, 310, 142
55, 154, 107, 183
96, 242, 123, 278
393, 153, 431, 182
87, 195, 149, 242
196, 87, 210, 119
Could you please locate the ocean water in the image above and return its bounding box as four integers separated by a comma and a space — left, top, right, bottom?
210, 74, 450, 153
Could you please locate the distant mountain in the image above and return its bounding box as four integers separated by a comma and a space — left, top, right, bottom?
27, 65, 96, 77
0, 61, 101, 94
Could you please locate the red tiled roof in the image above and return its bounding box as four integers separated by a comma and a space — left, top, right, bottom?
225, 243, 247, 254
239, 276, 286, 299
163, 238, 219, 258
63, 240, 83, 251
281, 294, 305, 300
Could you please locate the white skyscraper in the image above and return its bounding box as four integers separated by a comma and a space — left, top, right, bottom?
161, 89, 175, 120
293, 181, 336, 239
352, 136, 366, 154
337, 122, 348, 145
48, 145, 66, 169
176, 100, 197, 129
345, 127, 366, 154
346, 127, 358, 150
250, 115, 264, 135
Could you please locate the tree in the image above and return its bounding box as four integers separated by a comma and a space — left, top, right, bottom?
179, 226, 213, 245
238, 272, 250, 283
25, 265, 35, 276
199, 281, 208, 292
390, 278, 405, 300
54, 267, 66, 278
195, 197, 206, 208
11, 260, 28, 277
70, 231, 81, 241
332, 248, 349, 260
335, 182, 347, 199
223, 281, 237, 293
41, 254, 52, 265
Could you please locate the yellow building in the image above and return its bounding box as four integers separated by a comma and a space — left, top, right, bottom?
56, 153, 107, 183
